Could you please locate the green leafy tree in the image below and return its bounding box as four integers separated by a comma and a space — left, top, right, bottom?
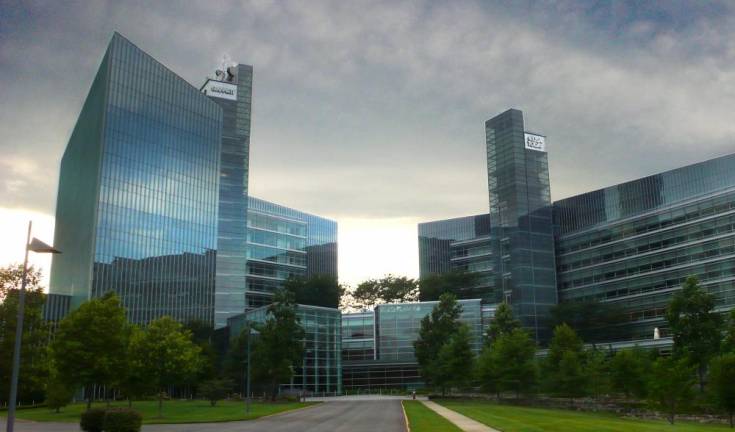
128, 316, 201, 417
352, 275, 418, 309
414, 293, 463, 392
51, 292, 127, 409
648, 357, 695, 425
0, 263, 43, 303
222, 328, 251, 394
666, 276, 723, 392
418, 271, 480, 301
46, 376, 74, 413
556, 351, 588, 404
709, 354, 735, 427
199, 378, 233, 406
491, 328, 538, 397
251, 290, 305, 401
549, 300, 625, 342
476, 348, 500, 397
0, 265, 49, 405
585, 348, 611, 401
184, 319, 219, 384
610, 347, 651, 399
543, 324, 585, 394
484, 303, 521, 345
118, 326, 149, 408
284, 275, 345, 309
723, 310, 735, 354
434, 324, 475, 395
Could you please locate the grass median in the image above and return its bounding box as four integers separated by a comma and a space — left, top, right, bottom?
437, 400, 731, 432
402, 400, 462, 432
10, 400, 316, 424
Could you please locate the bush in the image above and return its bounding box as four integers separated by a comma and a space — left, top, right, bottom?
80, 408, 106, 432
199, 378, 233, 406
46, 380, 74, 413
104, 408, 142, 432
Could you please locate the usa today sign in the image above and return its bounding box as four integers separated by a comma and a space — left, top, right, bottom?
524, 133, 546, 152
202, 81, 237, 101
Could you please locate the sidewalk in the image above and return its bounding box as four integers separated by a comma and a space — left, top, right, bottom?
421, 401, 499, 432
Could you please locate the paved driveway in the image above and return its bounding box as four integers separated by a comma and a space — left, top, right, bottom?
2, 400, 407, 432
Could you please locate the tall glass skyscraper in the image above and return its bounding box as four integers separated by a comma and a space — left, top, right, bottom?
202, 65, 253, 327
486, 109, 557, 341
50, 33, 223, 324
50, 33, 338, 328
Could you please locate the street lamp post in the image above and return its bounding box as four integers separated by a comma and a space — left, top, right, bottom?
245, 326, 259, 415
6, 221, 60, 432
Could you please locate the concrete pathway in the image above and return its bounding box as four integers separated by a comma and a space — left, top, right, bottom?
3, 400, 407, 432
421, 400, 499, 432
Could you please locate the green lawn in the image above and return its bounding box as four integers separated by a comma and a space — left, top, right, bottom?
437, 400, 730, 432
403, 401, 462, 432
10, 400, 316, 424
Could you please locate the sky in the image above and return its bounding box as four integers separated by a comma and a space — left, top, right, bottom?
1, 0, 734, 289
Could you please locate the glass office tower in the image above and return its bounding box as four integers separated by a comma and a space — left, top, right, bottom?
202, 66, 253, 327
553, 154, 735, 341
486, 109, 557, 341
50, 33, 223, 324
246, 196, 338, 309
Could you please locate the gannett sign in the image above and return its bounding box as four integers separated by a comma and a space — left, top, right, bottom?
524, 133, 546, 152
202, 81, 237, 101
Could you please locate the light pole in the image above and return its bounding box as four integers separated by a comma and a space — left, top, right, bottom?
245, 326, 259, 415
6, 221, 61, 432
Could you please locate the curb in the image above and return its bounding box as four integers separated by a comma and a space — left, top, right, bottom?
400, 400, 411, 432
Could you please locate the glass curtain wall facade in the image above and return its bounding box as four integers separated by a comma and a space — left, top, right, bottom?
203, 66, 253, 328
418, 215, 493, 300
553, 154, 735, 341
245, 197, 338, 309
486, 109, 557, 341
50, 33, 223, 324
341, 299, 485, 392
228, 304, 342, 396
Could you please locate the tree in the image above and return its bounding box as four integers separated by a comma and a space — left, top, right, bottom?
665, 276, 723, 392
556, 351, 588, 404
485, 303, 521, 345
0, 266, 49, 405
414, 293, 463, 391
648, 357, 695, 425
434, 324, 475, 395
476, 348, 500, 397
543, 324, 585, 395
490, 328, 538, 397
128, 316, 201, 417
51, 292, 127, 409
184, 320, 218, 384
284, 274, 345, 309
351, 275, 418, 309
46, 377, 74, 413
0, 263, 42, 303
222, 328, 251, 394
251, 290, 305, 401
549, 300, 625, 342
609, 347, 650, 399
199, 378, 233, 406
723, 310, 735, 354
709, 354, 735, 427
418, 271, 480, 301
585, 348, 611, 402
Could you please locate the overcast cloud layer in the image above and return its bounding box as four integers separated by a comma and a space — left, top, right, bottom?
1, 0, 734, 285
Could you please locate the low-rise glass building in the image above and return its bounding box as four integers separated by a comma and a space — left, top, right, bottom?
228, 304, 342, 396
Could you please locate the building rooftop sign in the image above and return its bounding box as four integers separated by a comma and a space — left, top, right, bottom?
202, 79, 237, 101
524, 132, 546, 152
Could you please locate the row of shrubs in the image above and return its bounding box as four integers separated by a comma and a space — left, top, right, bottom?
80, 408, 142, 432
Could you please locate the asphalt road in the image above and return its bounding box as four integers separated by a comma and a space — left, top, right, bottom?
2, 400, 407, 432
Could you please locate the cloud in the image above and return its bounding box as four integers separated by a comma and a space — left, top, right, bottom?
1, 0, 734, 282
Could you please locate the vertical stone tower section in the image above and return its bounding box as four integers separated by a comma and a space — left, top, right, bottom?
486, 109, 557, 341
203, 64, 253, 328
